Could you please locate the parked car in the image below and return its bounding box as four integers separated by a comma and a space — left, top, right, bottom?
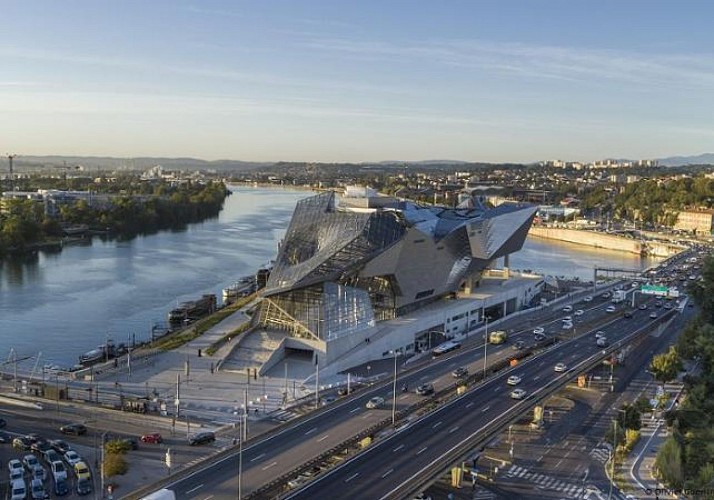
76, 478, 92, 496
416, 383, 434, 396
140, 433, 163, 444
50, 461, 67, 482
53, 478, 69, 497
30, 477, 49, 500
188, 431, 216, 446
59, 423, 86, 436
30, 465, 46, 483
49, 440, 71, 454
10, 479, 27, 500
365, 397, 385, 409
73, 461, 91, 481
22, 455, 40, 473
8, 459, 24, 480
31, 441, 51, 454
452, 367, 469, 378
510, 388, 527, 400
42, 449, 61, 466
63, 451, 81, 467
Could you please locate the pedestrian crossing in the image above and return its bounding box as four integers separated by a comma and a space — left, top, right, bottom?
505, 464, 584, 498
589, 443, 612, 464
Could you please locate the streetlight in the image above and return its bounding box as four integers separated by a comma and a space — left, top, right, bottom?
483, 315, 490, 379
608, 409, 627, 500
391, 349, 400, 426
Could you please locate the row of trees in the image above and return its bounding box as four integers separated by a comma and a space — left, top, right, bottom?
0, 180, 229, 255
652, 254, 714, 491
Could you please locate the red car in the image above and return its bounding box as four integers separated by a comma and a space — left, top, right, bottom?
140, 433, 163, 444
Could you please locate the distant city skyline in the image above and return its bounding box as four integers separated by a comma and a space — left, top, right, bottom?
1, 1, 713, 163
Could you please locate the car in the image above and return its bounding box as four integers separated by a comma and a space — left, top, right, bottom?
50, 461, 67, 482
23, 454, 40, 472
595, 331, 606, 339
366, 396, 385, 409
583, 295, 593, 302
63, 450, 81, 467
574, 309, 584, 316
141, 432, 163, 444
452, 367, 468, 378
30, 465, 46, 483
664, 303, 672, 310
562, 305, 573, 312
510, 388, 527, 400
9, 459, 24, 480
624, 311, 633, 318
59, 423, 86, 436
561, 316, 573, 323
106, 435, 139, 450
650, 312, 658, 319
512, 340, 525, 350
554, 363, 567, 372
31, 440, 51, 454
534, 333, 546, 342
596, 337, 608, 347
49, 440, 71, 454
30, 478, 48, 500
606, 305, 616, 313
337, 386, 352, 396
655, 301, 663, 308
507, 375, 522, 386
602, 292, 611, 299
13, 437, 32, 451
638, 304, 648, 310
416, 383, 434, 396
188, 431, 216, 446
562, 322, 573, 330
42, 449, 60, 466
76, 477, 92, 496
10, 479, 27, 500
24, 433, 42, 444
533, 327, 545, 335
53, 478, 69, 497
0, 430, 11, 444
73, 461, 91, 481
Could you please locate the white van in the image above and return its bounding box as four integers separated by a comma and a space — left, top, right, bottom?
11, 478, 27, 500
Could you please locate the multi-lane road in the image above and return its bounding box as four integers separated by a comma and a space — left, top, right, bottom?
150, 289, 673, 499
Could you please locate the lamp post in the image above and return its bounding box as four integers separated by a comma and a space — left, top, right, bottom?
483, 315, 490, 379
100, 431, 109, 498
391, 349, 399, 426
608, 409, 627, 500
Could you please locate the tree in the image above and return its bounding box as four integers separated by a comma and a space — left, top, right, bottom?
654, 435, 683, 488
650, 346, 683, 386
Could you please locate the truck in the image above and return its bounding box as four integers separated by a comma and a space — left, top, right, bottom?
611, 290, 627, 303
489, 330, 508, 345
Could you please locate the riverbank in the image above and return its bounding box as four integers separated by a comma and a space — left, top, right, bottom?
528, 225, 686, 258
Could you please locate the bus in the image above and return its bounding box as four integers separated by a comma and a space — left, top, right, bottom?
141, 489, 176, 500
432, 340, 461, 357
489, 330, 508, 345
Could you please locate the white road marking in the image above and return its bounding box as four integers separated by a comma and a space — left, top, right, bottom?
494, 387, 500, 392
250, 453, 266, 462
481, 405, 490, 413
539, 362, 545, 367
393, 444, 404, 452
262, 461, 278, 471
305, 427, 317, 435
186, 485, 204, 494
417, 446, 428, 455
350, 407, 360, 413
345, 473, 359, 483
533, 375, 540, 381
362, 413, 372, 419
317, 435, 329, 442
382, 468, 394, 478
399, 394, 409, 400
432, 421, 442, 429
466, 402, 475, 408
202, 496, 214, 500
449, 426, 459, 434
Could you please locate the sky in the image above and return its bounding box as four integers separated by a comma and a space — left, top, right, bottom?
1, 0, 713, 163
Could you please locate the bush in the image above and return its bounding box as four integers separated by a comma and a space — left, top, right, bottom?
105, 439, 132, 454
102, 452, 128, 477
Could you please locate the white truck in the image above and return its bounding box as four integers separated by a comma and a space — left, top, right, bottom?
611, 290, 627, 303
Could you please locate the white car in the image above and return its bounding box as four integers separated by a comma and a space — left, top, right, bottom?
510, 388, 527, 400
562, 305, 573, 313
562, 322, 573, 330
8, 459, 24, 480
366, 396, 385, 409
574, 309, 584, 316
583, 295, 593, 302
507, 375, 522, 386
533, 327, 545, 335
50, 461, 67, 482
595, 331, 606, 339
554, 363, 567, 372
63, 450, 82, 467
606, 305, 616, 313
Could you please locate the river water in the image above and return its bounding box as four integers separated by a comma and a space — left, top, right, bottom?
0, 186, 659, 367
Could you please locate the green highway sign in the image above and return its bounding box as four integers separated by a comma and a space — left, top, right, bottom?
641, 285, 669, 296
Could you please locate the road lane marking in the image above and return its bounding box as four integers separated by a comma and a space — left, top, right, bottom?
305, 427, 317, 435
419, 375, 428, 381
466, 402, 475, 408
432, 421, 442, 429
417, 447, 428, 455
317, 435, 329, 442
362, 413, 372, 419
539, 362, 545, 367
262, 461, 278, 471
345, 473, 359, 483
493, 387, 500, 392
533, 376, 540, 381
481, 405, 490, 413
202, 496, 213, 500
449, 426, 459, 434
393, 444, 404, 452
382, 468, 394, 478
250, 453, 266, 462
350, 407, 360, 413
399, 394, 409, 400
186, 484, 204, 494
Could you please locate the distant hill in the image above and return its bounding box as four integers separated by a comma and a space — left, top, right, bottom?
657, 153, 714, 167
11, 155, 272, 172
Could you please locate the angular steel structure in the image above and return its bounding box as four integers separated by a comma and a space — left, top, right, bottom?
253, 188, 537, 346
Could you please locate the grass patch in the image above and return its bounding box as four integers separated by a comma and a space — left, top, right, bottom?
205, 322, 252, 356
152, 294, 257, 352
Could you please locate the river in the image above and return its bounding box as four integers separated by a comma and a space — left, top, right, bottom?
0, 186, 660, 367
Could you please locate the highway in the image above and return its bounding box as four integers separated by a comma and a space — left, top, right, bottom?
146, 289, 665, 499
285, 304, 675, 499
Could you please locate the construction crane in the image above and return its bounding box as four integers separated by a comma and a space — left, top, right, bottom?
2, 349, 36, 390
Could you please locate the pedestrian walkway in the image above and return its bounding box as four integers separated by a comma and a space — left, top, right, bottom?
505, 464, 585, 498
